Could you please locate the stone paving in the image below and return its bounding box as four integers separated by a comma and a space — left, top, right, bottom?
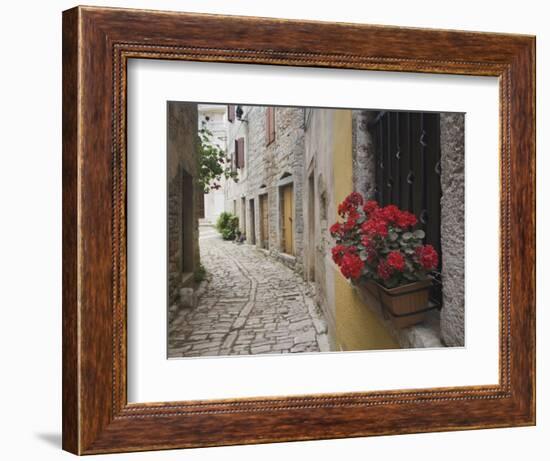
168, 226, 330, 358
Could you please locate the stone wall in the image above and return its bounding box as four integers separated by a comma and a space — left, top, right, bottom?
440, 113, 465, 347
352, 110, 377, 200
167, 101, 200, 307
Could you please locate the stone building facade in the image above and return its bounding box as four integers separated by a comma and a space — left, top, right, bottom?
221, 104, 465, 349
224, 105, 306, 273
167, 101, 201, 308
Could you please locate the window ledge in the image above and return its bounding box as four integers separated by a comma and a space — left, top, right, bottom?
353, 283, 444, 349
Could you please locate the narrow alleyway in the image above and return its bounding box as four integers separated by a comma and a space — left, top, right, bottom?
168, 226, 330, 358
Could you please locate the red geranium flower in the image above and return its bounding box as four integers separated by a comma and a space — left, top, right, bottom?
361, 218, 388, 238
340, 252, 364, 280
387, 251, 406, 271
330, 222, 343, 237
377, 260, 392, 280
337, 201, 351, 217
395, 210, 417, 228
331, 244, 348, 265
374, 220, 388, 237
362, 200, 379, 216
338, 192, 364, 217
379, 204, 400, 223
360, 234, 371, 247
345, 192, 364, 207
415, 244, 439, 270
330, 192, 438, 286
359, 236, 377, 263
343, 209, 360, 231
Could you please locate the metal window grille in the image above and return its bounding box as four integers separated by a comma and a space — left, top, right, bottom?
369, 111, 443, 305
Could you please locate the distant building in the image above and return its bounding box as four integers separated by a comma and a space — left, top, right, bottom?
198, 104, 229, 225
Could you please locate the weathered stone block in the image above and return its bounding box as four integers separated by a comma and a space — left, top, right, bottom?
179, 287, 197, 308
440, 113, 465, 347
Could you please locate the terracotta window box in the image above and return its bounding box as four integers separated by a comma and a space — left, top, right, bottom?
361, 279, 435, 329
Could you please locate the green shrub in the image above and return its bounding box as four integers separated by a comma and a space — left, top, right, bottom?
216, 212, 239, 240
194, 263, 207, 283
215, 211, 232, 232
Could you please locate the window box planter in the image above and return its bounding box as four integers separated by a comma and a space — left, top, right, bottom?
330, 193, 442, 329
361, 279, 433, 329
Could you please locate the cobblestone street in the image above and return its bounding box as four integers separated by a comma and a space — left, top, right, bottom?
168, 226, 330, 358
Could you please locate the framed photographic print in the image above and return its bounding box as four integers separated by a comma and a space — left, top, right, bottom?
62, 5, 535, 455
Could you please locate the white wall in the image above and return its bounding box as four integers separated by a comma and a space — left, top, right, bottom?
0, 1, 546, 460
199, 104, 228, 224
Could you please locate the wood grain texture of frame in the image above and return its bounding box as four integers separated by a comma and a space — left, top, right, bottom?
62, 5, 536, 455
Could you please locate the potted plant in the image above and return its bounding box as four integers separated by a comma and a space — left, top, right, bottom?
330, 192, 439, 328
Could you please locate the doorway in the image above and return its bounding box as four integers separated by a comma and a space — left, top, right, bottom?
241, 197, 246, 237
280, 183, 294, 255
307, 174, 315, 281
249, 198, 256, 245
181, 170, 195, 274
259, 194, 269, 249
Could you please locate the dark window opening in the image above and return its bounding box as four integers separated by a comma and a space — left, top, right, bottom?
369, 111, 442, 305
235, 137, 245, 169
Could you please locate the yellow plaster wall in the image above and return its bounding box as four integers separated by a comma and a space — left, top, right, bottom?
331, 110, 399, 351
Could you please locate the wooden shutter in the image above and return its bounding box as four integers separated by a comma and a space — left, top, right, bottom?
227, 105, 235, 122
265, 107, 271, 144
235, 137, 245, 168
238, 137, 245, 168
234, 139, 239, 168
265, 107, 275, 145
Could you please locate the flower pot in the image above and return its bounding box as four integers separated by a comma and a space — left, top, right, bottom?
364, 279, 432, 329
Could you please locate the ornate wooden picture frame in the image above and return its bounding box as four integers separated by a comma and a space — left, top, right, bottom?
62, 5, 535, 455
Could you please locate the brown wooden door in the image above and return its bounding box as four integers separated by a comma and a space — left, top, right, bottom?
249, 199, 256, 245
241, 197, 246, 235
281, 184, 294, 255
259, 194, 269, 249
